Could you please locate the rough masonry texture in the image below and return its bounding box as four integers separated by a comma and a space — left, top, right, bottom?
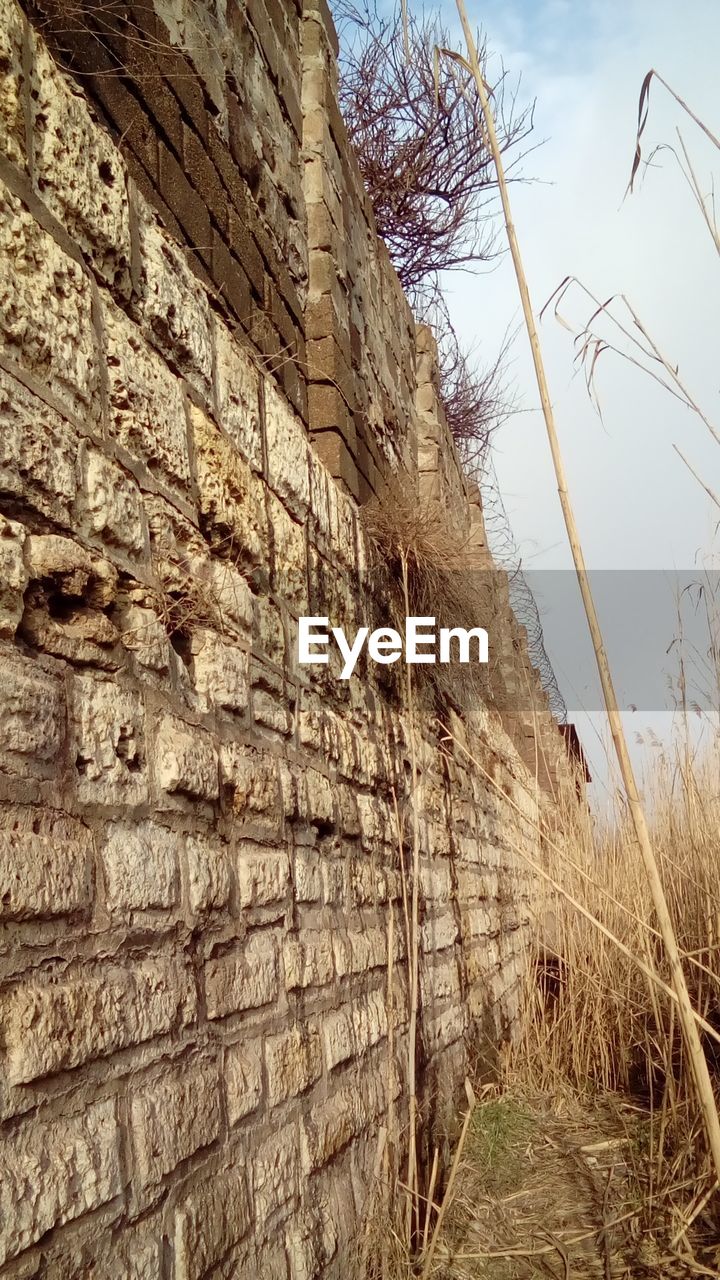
0, 1, 581, 1275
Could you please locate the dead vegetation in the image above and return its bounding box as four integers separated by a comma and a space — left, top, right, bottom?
333, 1, 533, 297
360, 485, 500, 711
356, 715, 720, 1279
333, 0, 531, 465
428, 1090, 644, 1280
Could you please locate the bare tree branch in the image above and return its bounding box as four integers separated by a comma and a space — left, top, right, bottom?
333, 0, 534, 293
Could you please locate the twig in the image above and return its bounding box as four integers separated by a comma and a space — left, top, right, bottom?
422, 1147, 440, 1254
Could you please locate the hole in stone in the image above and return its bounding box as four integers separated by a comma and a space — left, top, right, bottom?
115, 732, 142, 772
169, 628, 193, 669
47, 591, 81, 621
98, 159, 115, 185
314, 818, 335, 840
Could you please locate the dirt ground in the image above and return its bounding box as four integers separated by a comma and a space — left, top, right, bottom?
431, 1091, 720, 1280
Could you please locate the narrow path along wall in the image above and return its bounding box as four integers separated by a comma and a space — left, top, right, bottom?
0, 1, 582, 1275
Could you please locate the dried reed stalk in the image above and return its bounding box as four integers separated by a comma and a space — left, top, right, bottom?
454, 0, 720, 1185
422, 1146, 440, 1254
419, 1078, 476, 1278
401, 550, 422, 1247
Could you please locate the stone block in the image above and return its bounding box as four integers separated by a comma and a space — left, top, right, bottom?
77, 447, 148, 559
0, 515, 27, 638
117, 600, 172, 675
190, 404, 267, 568
460, 904, 494, 941
135, 209, 212, 401
419, 860, 452, 903
332, 927, 386, 977
102, 820, 178, 915
307, 382, 355, 445
174, 1167, 251, 1280
306, 336, 353, 406
23, 534, 119, 670
199, 557, 254, 636
253, 594, 285, 667
298, 768, 334, 827
0, 652, 64, 778
185, 832, 231, 913
425, 1005, 465, 1054
0, 1100, 121, 1267
0, 369, 78, 526
352, 990, 387, 1055
105, 301, 191, 495
225, 1040, 262, 1125
420, 910, 458, 953
322, 1008, 354, 1071
252, 687, 292, 735
214, 319, 263, 470
322, 859, 346, 904
337, 785, 360, 838
265, 1024, 322, 1105
263, 378, 310, 520
4, 956, 195, 1084
31, 37, 131, 293
0, 184, 100, 421
23, 524, 117, 599
356, 794, 385, 849
204, 931, 278, 1018
421, 957, 461, 1005
294, 852, 323, 902
0, 806, 91, 921
191, 627, 249, 714
350, 859, 386, 907
286, 1203, 339, 1280
43, 1226, 161, 1280
130, 1060, 221, 1192
219, 742, 280, 819
283, 931, 333, 990
0, 0, 26, 169
308, 448, 331, 546
236, 843, 291, 907
267, 491, 307, 611
253, 1130, 300, 1227
311, 429, 359, 501
300, 1084, 375, 1173
71, 674, 147, 806
327, 480, 357, 568
154, 713, 219, 803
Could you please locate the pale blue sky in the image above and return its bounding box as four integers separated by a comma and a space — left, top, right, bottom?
438, 0, 720, 795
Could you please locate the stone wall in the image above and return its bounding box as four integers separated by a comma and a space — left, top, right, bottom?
0, 1, 580, 1275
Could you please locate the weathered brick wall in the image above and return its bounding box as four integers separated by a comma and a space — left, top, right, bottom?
0, 1, 579, 1275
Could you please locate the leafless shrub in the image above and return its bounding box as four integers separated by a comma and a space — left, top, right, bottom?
333, 2, 531, 463
421, 291, 516, 467
438, 332, 511, 466
333, 0, 534, 298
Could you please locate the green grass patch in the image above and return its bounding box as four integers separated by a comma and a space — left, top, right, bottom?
466, 1096, 536, 1197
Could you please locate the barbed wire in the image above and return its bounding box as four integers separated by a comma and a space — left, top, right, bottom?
478, 452, 569, 724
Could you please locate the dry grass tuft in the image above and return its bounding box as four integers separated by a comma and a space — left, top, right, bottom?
361, 484, 501, 710
510, 738, 720, 1274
